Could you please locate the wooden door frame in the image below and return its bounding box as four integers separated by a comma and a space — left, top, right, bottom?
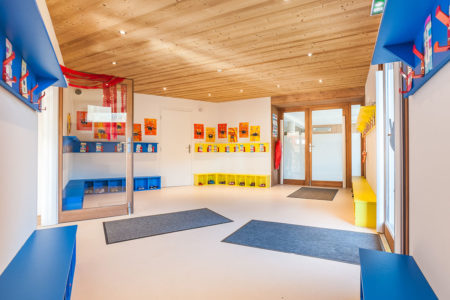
280, 100, 363, 187
58, 79, 134, 223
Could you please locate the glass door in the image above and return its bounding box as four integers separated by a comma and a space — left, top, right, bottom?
310, 108, 344, 187
59, 79, 133, 222
283, 111, 307, 185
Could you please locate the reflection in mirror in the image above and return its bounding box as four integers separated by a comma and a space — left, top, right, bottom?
62, 86, 128, 211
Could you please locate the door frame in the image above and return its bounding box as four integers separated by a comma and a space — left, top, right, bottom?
281, 100, 363, 187
58, 79, 134, 223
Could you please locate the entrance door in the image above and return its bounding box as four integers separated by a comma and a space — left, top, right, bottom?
160, 110, 192, 187
310, 108, 345, 187
283, 107, 348, 187
283, 111, 307, 185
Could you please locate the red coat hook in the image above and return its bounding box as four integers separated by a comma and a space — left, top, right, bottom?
434, 6, 450, 53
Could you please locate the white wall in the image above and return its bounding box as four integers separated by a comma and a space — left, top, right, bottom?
409, 63, 450, 299
63, 92, 271, 185
0, 87, 38, 273
365, 65, 377, 191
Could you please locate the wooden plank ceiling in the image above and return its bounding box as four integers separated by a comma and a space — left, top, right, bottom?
47, 0, 381, 104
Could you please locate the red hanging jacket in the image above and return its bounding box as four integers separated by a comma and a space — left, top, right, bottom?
275, 140, 282, 170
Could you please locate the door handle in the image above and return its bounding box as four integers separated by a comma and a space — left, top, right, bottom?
186, 144, 191, 153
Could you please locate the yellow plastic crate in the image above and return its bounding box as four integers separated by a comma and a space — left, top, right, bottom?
194, 174, 208, 186
217, 173, 227, 185
245, 175, 256, 187
227, 174, 236, 186
352, 176, 377, 228
256, 175, 270, 188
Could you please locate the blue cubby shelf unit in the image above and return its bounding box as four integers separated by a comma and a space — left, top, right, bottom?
0, 0, 67, 112
63, 136, 158, 153
372, 0, 450, 98
62, 176, 161, 211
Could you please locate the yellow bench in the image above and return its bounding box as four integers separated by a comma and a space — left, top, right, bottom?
352, 176, 376, 228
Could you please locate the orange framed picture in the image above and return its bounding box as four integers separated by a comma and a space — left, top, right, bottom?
116, 122, 125, 136
205, 127, 215, 142
239, 122, 249, 138
133, 124, 142, 142
94, 122, 110, 140
218, 123, 227, 139
77, 111, 92, 131
144, 118, 157, 135
228, 127, 238, 143
250, 125, 260, 142
194, 124, 204, 139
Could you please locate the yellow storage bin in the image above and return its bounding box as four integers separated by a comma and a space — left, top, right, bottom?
194, 174, 208, 186
227, 174, 236, 186
217, 173, 227, 185
256, 175, 270, 188
237, 175, 246, 187
245, 175, 256, 187
207, 174, 217, 185
352, 176, 377, 228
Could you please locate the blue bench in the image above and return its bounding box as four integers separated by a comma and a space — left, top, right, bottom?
359, 249, 437, 300
0, 226, 77, 300
62, 176, 162, 211
62, 180, 85, 210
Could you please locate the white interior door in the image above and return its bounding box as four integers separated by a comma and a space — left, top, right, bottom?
160, 110, 192, 187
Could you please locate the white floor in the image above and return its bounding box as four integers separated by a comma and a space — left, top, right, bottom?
65, 185, 376, 300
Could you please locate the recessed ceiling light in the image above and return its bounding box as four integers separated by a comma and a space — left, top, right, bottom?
208, 93, 211, 97
319, 79, 323, 83
240, 89, 244, 93
277, 84, 281, 88
308, 52, 313, 57
119, 30, 126, 35
217, 69, 222, 72
163, 87, 167, 91
112, 61, 117, 65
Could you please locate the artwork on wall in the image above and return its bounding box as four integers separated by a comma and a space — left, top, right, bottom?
20, 60, 28, 98
194, 124, 204, 139
3, 38, 14, 87
94, 122, 110, 140
116, 122, 125, 136
239, 122, 249, 138
228, 127, 238, 143
272, 113, 278, 138
205, 127, 216, 142
133, 124, 142, 142
144, 118, 157, 135
218, 123, 227, 139
77, 111, 92, 131
250, 125, 260, 142
424, 15, 433, 74
67, 113, 72, 135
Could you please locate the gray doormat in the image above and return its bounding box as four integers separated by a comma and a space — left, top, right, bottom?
222, 220, 383, 264
287, 187, 338, 201
103, 208, 232, 244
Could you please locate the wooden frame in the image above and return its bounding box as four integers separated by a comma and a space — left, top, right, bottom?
280, 101, 363, 187
58, 79, 134, 223
402, 96, 410, 255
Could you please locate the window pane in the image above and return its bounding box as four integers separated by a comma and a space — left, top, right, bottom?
352, 105, 362, 176
283, 112, 306, 180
